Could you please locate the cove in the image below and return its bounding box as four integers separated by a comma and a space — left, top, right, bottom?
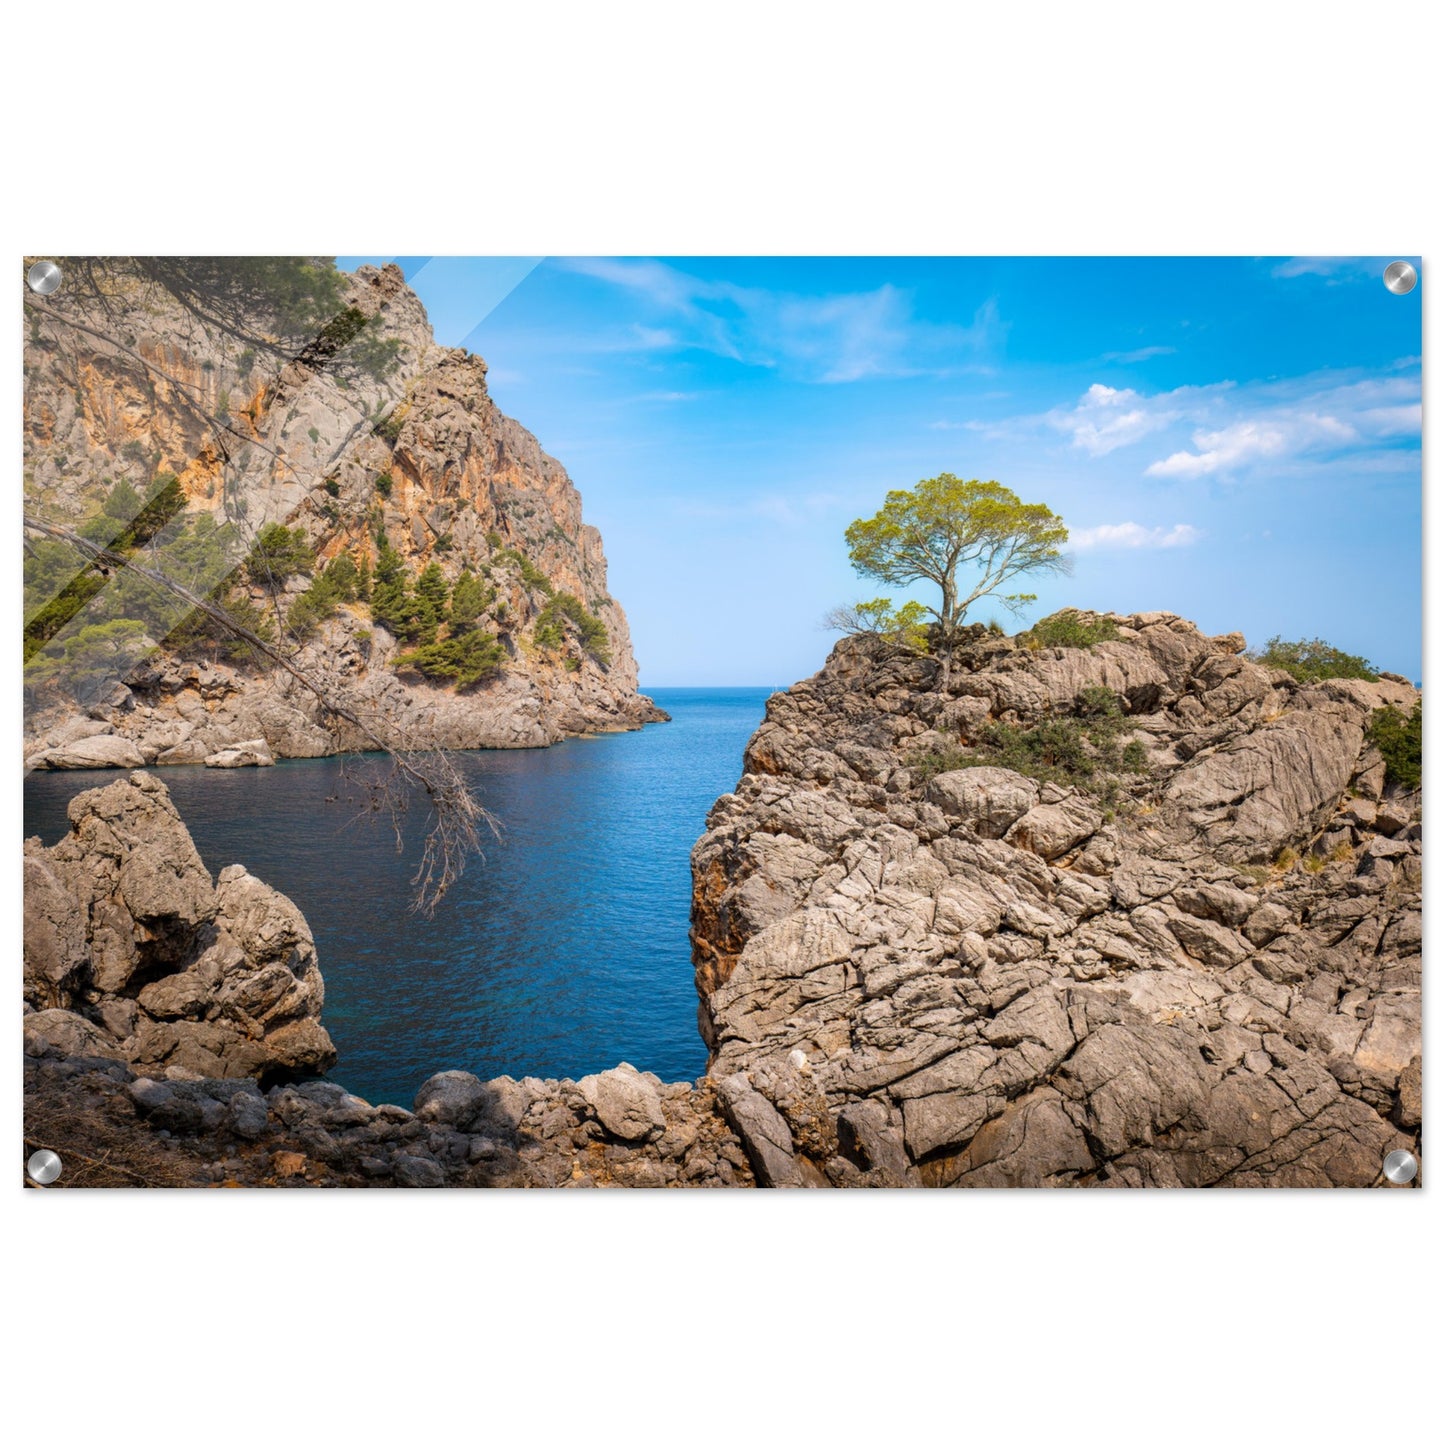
22, 686, 772, 1107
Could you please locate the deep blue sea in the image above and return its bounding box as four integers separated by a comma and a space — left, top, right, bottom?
22, 687, 773, 1107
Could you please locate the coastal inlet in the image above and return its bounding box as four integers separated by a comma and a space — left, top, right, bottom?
23, 687, 773, 1106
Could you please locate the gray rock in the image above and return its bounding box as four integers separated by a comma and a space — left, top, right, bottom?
926, 767, 1039, 839
29, 734, 146, 770
393, 1154, 446, 1187
204, 739, 275, 768
578, 1064, 666, 1142
414, 1070, 491, 1129
718, 1075, 805, 1187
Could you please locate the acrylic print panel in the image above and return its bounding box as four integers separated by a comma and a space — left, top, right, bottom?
21, 255, 1422, 1189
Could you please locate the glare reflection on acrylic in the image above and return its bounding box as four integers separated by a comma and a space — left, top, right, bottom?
21, 256, 1422, 1188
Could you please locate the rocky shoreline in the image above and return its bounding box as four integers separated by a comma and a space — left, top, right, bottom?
23, 611, 1423, 1187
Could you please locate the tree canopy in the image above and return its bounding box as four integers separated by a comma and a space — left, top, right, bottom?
843, 475, 1069, 675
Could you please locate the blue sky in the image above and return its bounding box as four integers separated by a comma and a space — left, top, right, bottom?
338, 256, 1422, 687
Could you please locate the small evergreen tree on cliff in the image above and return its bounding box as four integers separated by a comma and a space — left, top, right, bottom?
843, 474, 1070, 686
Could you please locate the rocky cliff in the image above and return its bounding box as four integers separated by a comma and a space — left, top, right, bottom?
690, 612, 1422, 1186
24, 259, 664, 767
23, 611, 1423, 1188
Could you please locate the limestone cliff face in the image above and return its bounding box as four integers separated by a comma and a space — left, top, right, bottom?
24, 260, 664, 765
689, 613, 1422, 1186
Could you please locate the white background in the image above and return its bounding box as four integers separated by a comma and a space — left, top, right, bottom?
2, 4, 1439, 1439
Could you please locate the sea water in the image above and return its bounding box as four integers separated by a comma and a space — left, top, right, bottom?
22, 687, 773, 1106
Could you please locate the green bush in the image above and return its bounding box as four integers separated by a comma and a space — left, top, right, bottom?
1249, 635, 1377, 683
374, 472, 393, 499
1367, 700, 1422, 790
911, 686, 1145, 794
533, 591, 610, 664
244, 523, 313, 587
1021, 610, 1119, 650
497, 548, 554, 596
397, 631, 507, 689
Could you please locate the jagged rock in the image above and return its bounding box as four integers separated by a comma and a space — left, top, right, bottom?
691, 618, 1422, 1188
23, 773, 335, 1081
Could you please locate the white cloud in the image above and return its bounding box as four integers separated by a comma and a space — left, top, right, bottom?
633, 390, 699, 403
1147, 421, 1290, 477
1271, 256, 1391, 282
1047, 382, 1184, 456
1071, 522, 1203, 550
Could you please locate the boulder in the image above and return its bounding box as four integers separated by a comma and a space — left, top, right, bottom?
578, 1063, 666, 1142
204, 740, 275, 768
29, 734, 146, 770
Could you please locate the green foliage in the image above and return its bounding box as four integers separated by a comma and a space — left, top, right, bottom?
486, 530, 503, 550
497, 548, 554, 596
533, 591, 610, 663
323, 477, 340, 497
235, 347, 256, 378
449, 569, 493, 630
1367, 700, 1422, 790
166, 589, 275, 664
1249, 635, 1378, 683
369, 540, 412, 637
397, 631, 507, 689
911, 686, 1146, 794
1022, 610, 1120, 650
287, 554, 361, 638
244, 523, 313, 587
373, 407, 407, 443
413, 562, 451, 646
374, 472, 393, 499
25, 618, 149, 698
308, 426, 321, 444
826, 598, 930, 652
102, 477, 144, 521
845, 475, 1070, 651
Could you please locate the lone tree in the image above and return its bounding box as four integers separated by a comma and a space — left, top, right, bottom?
843, 474, 1070, 685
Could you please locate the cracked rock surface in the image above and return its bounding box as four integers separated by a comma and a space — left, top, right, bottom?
690, 614, 1421, 1186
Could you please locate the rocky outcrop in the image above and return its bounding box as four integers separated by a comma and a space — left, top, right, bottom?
24, 614, 1423, 1188
23, 772, 750, 1187
24, 772, 335, 1081
690, 612, 1422, 1187
24, 260, 665, 768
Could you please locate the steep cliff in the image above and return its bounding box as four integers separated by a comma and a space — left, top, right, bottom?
23, 260, 664, 766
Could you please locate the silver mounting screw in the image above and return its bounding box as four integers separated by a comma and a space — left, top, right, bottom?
26, 1149, 63, 1185
1383, 261, 1417, 295
1383, 1149, 1418, 1184
26, 260, 62, 295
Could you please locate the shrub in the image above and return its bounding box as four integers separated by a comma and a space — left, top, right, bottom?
374, 472, 393, 499
1021, 610, 1119, 650
449, 569, 494, 630
497, 548, 554, 596
1249, 635, 1377, 683
323, 477, 341, 497
244, 523, 313, 587
397, 631, 507, 689
1367, 700, 1422, 790
533, 591, 610, 663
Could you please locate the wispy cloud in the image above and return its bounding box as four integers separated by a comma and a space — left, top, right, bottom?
1071, 521, 1202, 550
562, 257, 1005, 383
632, 390, 699, 403
1101, 344, 1176, 363
1271, 256, 1391, 283
670, 490, 847, 525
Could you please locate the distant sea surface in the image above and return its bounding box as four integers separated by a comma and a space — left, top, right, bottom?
23, 687, 774, 1107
